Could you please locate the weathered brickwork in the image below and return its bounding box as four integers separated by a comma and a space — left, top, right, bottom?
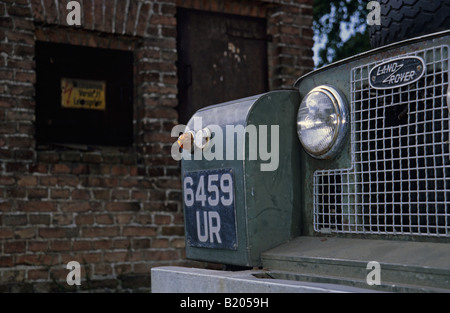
0, 0, 313, 292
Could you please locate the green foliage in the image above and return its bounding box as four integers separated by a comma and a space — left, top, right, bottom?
314, 0, 372, 67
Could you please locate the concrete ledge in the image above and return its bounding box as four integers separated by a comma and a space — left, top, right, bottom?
262, 237, 450, 292
151, 266, 377, 293
151, 237, 450, 293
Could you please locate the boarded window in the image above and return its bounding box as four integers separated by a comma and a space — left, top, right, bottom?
35, 42, 134, 147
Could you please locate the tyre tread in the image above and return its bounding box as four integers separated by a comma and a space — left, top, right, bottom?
369, 0, 450, 48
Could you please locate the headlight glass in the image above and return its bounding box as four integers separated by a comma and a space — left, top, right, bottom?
297, 86, 348, 159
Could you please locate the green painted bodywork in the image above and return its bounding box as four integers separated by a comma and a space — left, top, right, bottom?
181, 90, 302, 266
295, 30, 450, 238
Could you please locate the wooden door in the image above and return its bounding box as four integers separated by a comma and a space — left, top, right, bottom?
177, 8, 269, 124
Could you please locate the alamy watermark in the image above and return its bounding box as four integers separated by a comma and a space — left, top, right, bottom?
66, 1, 82, 26
171, 117, 280, 172
65, 1, 381, 30
66, 261, 81, 286
64, 260, 380, 287
367, 1, 381, 26
366, 261, 381, 286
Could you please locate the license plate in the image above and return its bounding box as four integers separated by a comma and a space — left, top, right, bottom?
183, 168, 237, 250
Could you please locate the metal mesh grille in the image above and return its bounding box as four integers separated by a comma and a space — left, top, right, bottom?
314, 45, 450, 237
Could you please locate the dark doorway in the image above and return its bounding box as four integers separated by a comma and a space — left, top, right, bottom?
35, 42, 134, 147
176, 8, 269, 125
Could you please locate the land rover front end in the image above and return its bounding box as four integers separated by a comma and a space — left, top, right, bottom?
152, 2, 450, 293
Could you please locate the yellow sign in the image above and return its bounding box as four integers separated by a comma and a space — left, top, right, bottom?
61, 78, 106, 110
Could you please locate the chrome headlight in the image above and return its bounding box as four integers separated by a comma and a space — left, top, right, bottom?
297, 85, 349, 159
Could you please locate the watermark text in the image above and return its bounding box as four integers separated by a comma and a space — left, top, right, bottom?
367, 1, 381, 26
171, 117, 280, 172
66, 261, 81, 286
366, 261, 381, 286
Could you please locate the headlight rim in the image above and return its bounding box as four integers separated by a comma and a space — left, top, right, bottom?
297, 85, 349, 159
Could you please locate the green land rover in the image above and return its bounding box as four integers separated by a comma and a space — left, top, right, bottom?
153, 1, 450, 293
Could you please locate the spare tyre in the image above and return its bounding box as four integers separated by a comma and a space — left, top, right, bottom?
368, 0, 450, 49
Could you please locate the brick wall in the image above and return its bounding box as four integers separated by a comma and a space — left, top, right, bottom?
0, 0, 313, 292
